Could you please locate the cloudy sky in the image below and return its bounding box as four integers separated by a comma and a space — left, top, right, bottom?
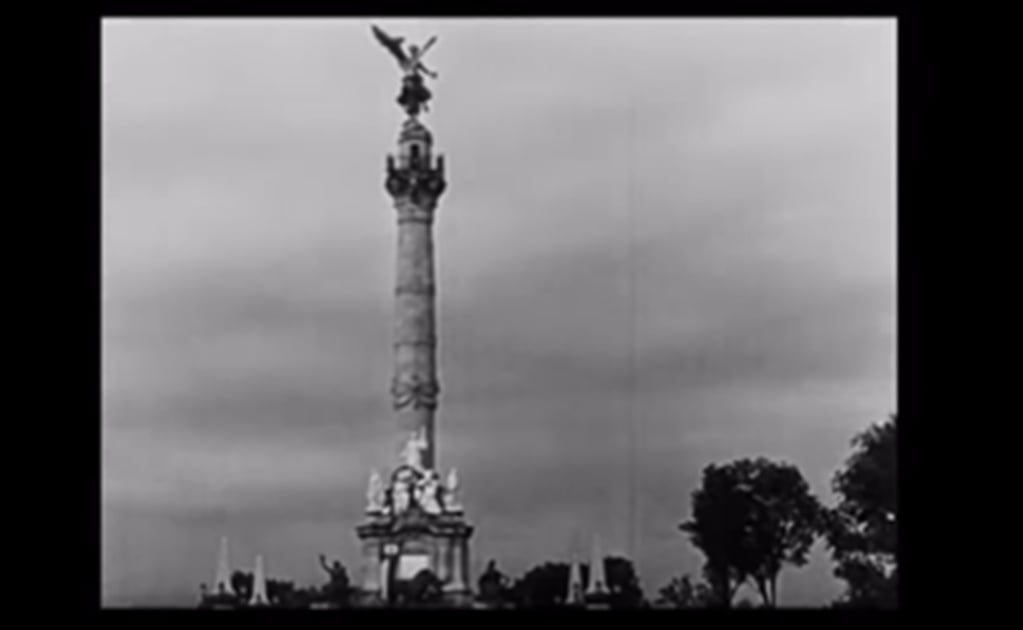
101, 18, 895, 607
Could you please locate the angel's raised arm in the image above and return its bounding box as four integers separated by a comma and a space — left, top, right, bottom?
417, 61, 438, 79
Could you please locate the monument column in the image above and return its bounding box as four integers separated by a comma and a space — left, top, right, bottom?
386, 118, 446, 469
458, 539, 470, 590
356, 25, 474, 607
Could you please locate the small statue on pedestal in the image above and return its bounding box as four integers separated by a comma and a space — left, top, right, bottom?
391, 476, 412, 514
416, 469, 443, 515
399, 429, 429, 471
444, 468, 463, 512
366, 470, 387, 514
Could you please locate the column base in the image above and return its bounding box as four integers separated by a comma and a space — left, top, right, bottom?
355, 508, 474, 601
440, 588, 474, 608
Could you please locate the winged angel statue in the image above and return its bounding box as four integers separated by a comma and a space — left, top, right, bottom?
372, 25, 439, 117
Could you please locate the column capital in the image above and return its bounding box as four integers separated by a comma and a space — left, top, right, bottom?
385, 154, 446, 205
394, 202, 436, 224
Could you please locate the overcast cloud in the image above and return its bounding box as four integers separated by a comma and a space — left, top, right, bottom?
102, 18, 895, 606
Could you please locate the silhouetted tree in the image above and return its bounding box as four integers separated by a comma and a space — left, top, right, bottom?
826, 414, 897, 609
509, 562, 570, 607
230, 570, 253, 603
603, 556, 645, 608
681, 458, 824, 607
288, 586, 321, 609
266, 578, 295, 606
508, 557, 645, 608
744, 459, 824, 606
657, 574, 715, 608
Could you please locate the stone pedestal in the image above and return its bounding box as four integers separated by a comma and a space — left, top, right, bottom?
355, 507, 473, 607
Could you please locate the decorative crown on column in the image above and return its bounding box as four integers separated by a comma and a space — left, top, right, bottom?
385, 121, 446, 207
372, 24, 446, 207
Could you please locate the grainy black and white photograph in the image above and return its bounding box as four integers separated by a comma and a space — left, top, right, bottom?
101, 17, 897, 609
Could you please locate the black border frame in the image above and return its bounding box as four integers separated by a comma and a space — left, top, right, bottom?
72, 1, 931, 620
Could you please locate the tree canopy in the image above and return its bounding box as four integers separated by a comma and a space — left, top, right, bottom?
657, 574, 716, 608
681, 457, 824, 607
603, 556, 645, 608
826, 414, 897, 608
509, 562, 570, 607
505, 556, 645, 608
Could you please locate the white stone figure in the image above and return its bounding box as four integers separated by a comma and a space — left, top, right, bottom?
366, 470, 385, 513
249, 555, 269, 606
417, 470, 443, 515
399, 429, 428, 470
586, 535, 608, 596
214, 536, 235, 596
443, 468, 463, 512
392, 477, 412, 513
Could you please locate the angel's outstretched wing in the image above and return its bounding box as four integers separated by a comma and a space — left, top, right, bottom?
371, 24, 407, 64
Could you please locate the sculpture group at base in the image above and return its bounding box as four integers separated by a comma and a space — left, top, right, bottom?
365, 430, 463, 518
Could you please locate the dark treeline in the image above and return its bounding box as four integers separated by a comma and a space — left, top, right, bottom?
199, 414, 896, 609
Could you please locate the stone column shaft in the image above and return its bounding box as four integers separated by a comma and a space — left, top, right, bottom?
386, 118, 445, 470
393, 208, 438, 466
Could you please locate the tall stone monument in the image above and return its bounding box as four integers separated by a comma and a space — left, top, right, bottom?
355, 26, 473, 607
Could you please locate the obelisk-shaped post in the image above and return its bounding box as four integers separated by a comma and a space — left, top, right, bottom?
249, 555, 269, 606
586, 535, 608, 596
567, 561, 585, 605
385, 117, 446, 469
213, 536, 235, 596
